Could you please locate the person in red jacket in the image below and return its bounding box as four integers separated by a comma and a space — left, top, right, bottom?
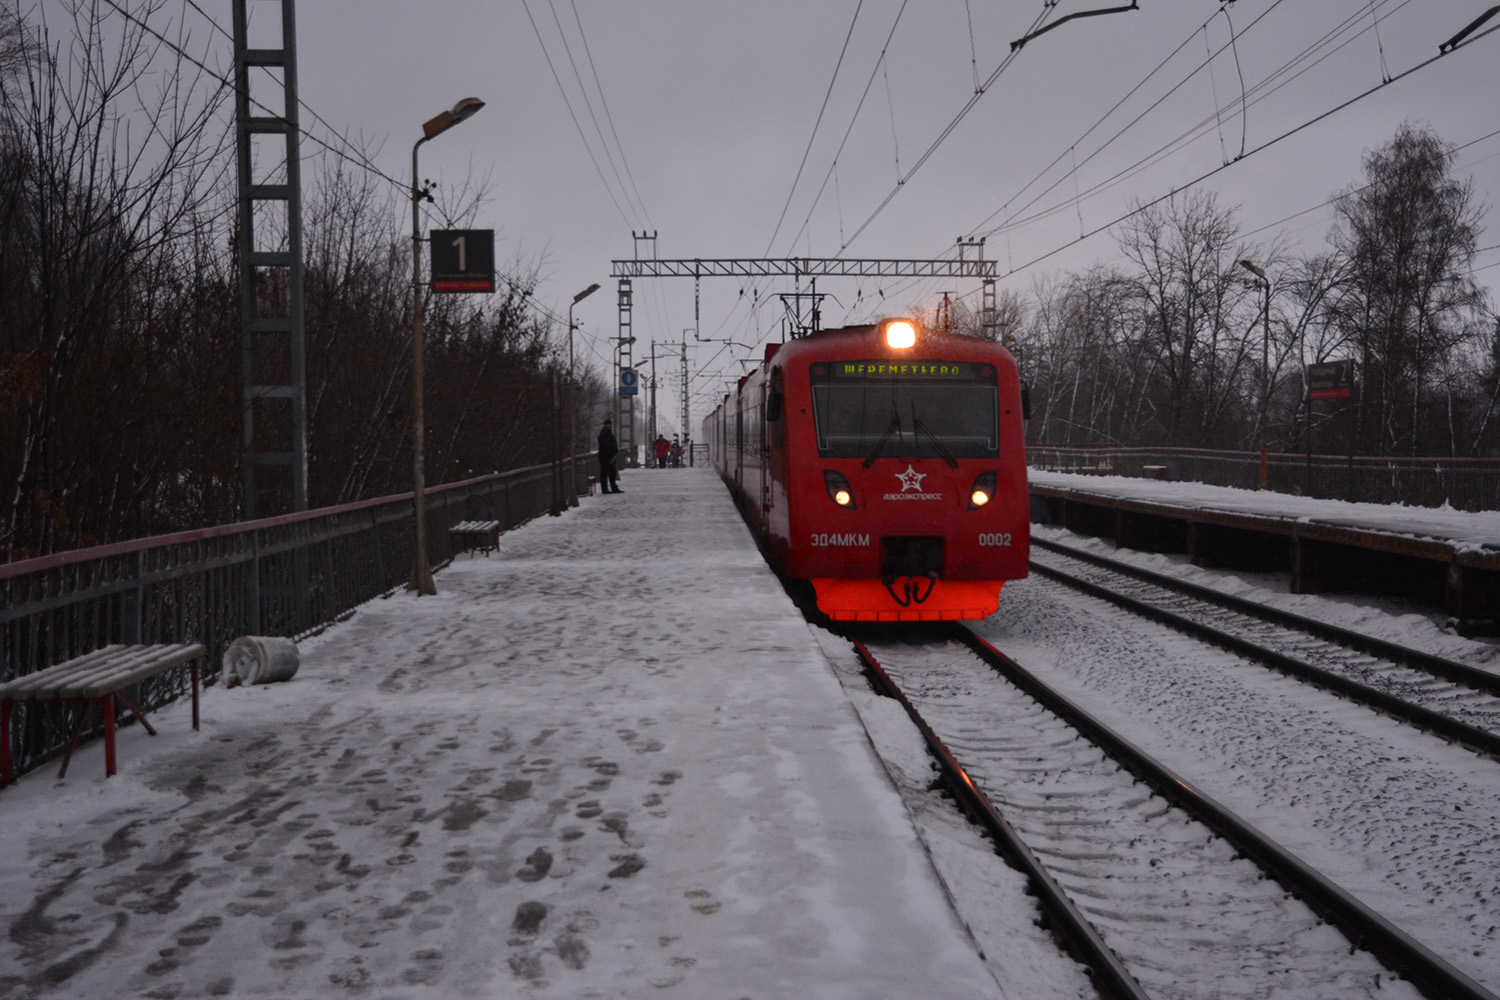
653, 435, 670, 469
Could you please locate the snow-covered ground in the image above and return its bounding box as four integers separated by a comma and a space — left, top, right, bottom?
0, 468, 1049, 1000
981, 558, 1500, 994
4, 467, 1498, 999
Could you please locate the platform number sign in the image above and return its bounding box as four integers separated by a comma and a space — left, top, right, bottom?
619, 368, 639, 397
430, 229, 495, 293
1307, 360, 1353, 400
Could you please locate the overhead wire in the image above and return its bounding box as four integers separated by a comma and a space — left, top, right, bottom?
520, 0, 635, 230
778, 0, 909, 257
763, 0, 865, 256
616, 3, 1500, 423
101, 1, 598, 352
837, 3, 1055, 252
1238, 125, 1500, 244
972, 0, 1405, 244
174, 0, 408, 191
967, 0, 1288, 242
543, 0, 646, 232
878, 0, 1372, 311
995, 19, 1500, 282
831, 0, 1485, 328
569, 0, 654, 233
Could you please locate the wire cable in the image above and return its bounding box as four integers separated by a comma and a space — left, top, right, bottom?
763, 0, 864, 255
996, 21, 1500, 281
520, 0, 636, 229
569, 0, 654, 232
544, 0, 645, 232
838, 4, 1058, 252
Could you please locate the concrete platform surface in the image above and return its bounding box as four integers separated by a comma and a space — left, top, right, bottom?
0, 467, 1007, 999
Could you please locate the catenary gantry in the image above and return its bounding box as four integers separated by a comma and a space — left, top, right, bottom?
606, 253, 1002, 464
610, 257, 997, 280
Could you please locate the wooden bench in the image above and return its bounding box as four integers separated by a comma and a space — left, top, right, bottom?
0, 642, 205, 785
450, 520, 501, 557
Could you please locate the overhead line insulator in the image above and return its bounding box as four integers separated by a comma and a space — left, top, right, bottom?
1011, 2, 1140, 53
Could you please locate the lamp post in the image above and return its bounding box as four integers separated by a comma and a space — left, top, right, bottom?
1238, 259, 1271, 489
566, 283, 600, 503
409, 97, 485, 595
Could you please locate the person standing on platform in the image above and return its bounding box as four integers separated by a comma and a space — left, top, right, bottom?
597, 419, 622, 493
653, 435, 670, 469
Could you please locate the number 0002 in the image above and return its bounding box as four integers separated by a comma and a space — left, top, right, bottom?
978, 533, 1012, 547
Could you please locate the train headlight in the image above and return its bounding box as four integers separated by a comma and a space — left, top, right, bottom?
968, 471, 997, 510
884, 319, 917, 350
824, 470, 857, 509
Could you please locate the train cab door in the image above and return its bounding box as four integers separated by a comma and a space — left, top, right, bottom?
761, 369, 784, 517
759, 379, 771, 515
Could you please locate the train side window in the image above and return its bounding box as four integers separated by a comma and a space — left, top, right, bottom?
767, 371, 785, 448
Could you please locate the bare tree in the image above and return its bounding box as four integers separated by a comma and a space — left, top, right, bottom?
0, 3, 588, 559
1331, 121, 1487, 457
1, 0, 232, 556
1114, 191, 1268, 447
1023, 268, 1143, 447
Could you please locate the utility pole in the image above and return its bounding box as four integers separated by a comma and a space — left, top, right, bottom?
648, 341, 658, 463
233, 0, 307, 521
616, 231, 657, 468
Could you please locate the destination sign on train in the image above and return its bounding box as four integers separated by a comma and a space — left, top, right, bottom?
827, 361, 983, 379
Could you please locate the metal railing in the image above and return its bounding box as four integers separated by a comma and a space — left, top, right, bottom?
1027, 445, 1500, 512
1, 459, 592, 783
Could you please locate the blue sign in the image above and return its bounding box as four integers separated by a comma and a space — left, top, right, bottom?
619, 368, 639, 396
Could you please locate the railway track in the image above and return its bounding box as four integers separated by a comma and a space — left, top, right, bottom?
1029, 536, 1500, 760
848, 626, 1497, 1000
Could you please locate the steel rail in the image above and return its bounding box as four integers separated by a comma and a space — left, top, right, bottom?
1028, 555, 1500, 759
846, 634, 1151, 1000
1032, 536, 1500, 696
955, 626, 1500, 1000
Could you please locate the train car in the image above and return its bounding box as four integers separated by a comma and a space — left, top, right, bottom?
703, 317, 1029, 622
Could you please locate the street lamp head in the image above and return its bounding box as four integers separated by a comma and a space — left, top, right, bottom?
451, 97, 485, 122
1238, 258, 1267, 281
574, 283, 601, 304
422, 97, 486, 140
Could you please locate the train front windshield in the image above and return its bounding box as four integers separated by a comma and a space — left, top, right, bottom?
809, 360, 999, 460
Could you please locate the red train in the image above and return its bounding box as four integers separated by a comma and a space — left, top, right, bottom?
703, 317, 1029, 622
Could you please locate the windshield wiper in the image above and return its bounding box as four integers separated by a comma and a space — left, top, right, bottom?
912, 417, 959, 468
862, 411, 902, 468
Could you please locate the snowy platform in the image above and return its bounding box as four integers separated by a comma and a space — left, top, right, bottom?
0, 466, 1004, 999
1030, 469, 1500, 621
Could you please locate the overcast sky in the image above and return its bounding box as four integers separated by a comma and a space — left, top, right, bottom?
242, 2, 1499, 433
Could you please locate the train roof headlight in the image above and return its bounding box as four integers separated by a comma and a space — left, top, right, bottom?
885, 319, 917, 350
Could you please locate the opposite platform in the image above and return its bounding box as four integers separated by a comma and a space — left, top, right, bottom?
0, 466, 1010, 999
1030, 469, 1500, 622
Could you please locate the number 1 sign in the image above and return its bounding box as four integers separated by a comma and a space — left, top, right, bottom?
430, 229, 495, 293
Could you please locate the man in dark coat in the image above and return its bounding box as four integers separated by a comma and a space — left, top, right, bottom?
597, 419, 622, 493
